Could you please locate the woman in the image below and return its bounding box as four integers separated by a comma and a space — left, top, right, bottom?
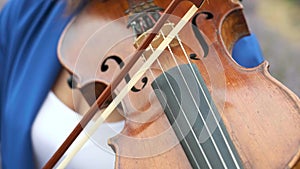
0, 0, 264, 168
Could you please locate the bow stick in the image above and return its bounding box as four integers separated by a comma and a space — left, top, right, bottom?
43, 0, 204, 168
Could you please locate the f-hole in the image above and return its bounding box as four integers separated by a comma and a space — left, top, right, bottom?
101, 55, 148, 92
190, 11, 213, 60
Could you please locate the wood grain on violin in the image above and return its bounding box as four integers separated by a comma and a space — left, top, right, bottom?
50, 0, 300, 168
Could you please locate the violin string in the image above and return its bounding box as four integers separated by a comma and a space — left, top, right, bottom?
141, 53, 203, 169
173, 28, 242, 169
131, 13, 205, 169
146, 45, 212, 168
131, 20, 203, 168
167, 21, 241, 169
154, 29, 228, 168
55, 6, 200, 168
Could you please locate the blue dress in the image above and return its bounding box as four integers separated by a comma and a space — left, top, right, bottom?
0, 0, 264, 168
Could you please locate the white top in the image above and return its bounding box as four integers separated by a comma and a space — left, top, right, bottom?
31, 91, 124, 169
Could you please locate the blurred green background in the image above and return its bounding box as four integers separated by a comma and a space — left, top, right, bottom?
242, 0, 300, 96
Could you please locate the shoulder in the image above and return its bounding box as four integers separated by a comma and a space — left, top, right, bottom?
0, 0, 50, 33
0, 0, 68, 46
0, 0, 72, 100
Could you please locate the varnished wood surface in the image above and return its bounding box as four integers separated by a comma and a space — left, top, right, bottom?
196, 1, 300, 168
57, 0, 300, 168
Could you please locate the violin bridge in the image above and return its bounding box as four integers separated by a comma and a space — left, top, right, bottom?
134, 23, 180, 60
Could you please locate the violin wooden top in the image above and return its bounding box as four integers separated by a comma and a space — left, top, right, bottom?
54, 0, 300, 168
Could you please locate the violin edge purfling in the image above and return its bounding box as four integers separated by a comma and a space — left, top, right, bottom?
44, 0, 204, 168
196, 0, 300, 168
48, 0, 300, 168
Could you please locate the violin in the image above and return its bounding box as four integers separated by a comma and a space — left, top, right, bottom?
44, 0, 300, 168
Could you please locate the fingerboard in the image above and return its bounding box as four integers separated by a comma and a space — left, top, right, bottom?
152, 64, 244, 169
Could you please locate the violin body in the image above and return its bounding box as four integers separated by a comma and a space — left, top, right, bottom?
57, 0, 300, 168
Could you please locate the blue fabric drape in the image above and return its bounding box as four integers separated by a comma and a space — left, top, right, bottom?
0, 0, 75, 168
232, 34, 264, 68
0, 0, 264, 168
